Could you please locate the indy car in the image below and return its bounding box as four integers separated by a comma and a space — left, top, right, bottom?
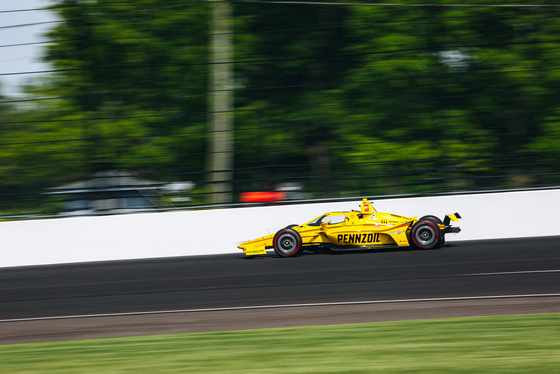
238, 198, 461, 257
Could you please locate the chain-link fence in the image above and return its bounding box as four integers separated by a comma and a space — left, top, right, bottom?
1, 1, 560, 218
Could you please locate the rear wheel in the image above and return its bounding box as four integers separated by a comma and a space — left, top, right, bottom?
418, 215, 445, 248
273, 228, 303, 257
419, 215, 442, 225
410, 220, 442, 250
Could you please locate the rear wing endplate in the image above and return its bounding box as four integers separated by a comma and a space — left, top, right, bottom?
444, 213, 462, 226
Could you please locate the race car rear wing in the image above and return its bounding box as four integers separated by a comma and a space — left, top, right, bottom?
444, 213, 462, 233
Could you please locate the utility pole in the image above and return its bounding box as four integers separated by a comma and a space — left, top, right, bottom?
208, 0, 234, 204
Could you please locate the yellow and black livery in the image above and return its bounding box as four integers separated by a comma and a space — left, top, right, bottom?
238, 199, 461, 257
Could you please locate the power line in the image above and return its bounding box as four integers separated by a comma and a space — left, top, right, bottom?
0, 20, 64, 30
0, 3, 555, 53
2, 104, 558, 143
1, 75, 557, 109
17, 0, 560, 14
0, 41, 51, 49
230, 0, 560, 8
0, 24, 345, 49
1, 95, 556, 126
0, 17, 487, 49
0, 1, 208, 14
1, 130, 558, 164
4, 0, 556, 33
2, 36, 560, 78
0, 2, 207, 31
0, 7, 49, 14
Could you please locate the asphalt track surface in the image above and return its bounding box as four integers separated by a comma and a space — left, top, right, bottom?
1, 236, 560, 344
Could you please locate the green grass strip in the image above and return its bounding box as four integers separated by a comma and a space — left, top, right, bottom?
1, 313, 559, 373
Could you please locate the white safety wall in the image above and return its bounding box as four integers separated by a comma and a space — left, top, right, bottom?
1, 189, 559, 268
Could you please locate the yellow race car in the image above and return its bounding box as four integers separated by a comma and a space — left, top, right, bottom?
238, 199, 461, 257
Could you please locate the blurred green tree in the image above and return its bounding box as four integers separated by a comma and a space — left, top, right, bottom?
320, 4, 560, 194
40, 0, 210, 178
2, 1, 560, 214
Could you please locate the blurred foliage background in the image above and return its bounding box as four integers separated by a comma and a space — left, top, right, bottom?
1, 0, 560, 217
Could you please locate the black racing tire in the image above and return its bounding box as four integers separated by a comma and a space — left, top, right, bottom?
419, 215, 443, 225
418, 215, 445, 248
273, 228, 303, 257
410, 219, 442, 250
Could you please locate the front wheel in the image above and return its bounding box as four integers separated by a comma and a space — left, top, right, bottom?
410, 220, 442, 250
273, 228, 303, 257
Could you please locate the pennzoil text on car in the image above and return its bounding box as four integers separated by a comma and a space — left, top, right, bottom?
238, 199, 461, 257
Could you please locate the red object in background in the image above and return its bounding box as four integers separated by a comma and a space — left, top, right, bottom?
240, 191, 287, 203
